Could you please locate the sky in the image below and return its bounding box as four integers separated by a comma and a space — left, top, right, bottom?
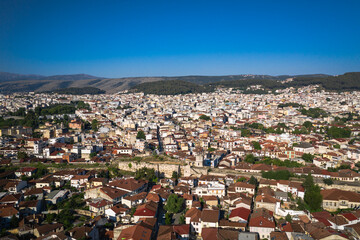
0, 0, 359, 78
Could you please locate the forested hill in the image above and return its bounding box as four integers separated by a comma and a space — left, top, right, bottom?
289, 72, 360, 91
131, 80, 214, 95
206, 72, 360, 92
46, 87, 106, 95
132, 72, 360, 95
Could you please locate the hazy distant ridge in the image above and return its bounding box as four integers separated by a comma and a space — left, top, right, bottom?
0, 72, 101, 82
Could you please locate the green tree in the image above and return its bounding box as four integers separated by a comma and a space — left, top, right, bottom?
56, 209, 75, 229
303, 173, 314, 190
323, 178, 333, 185
303, 121, 313, 129
135, 167, 157, 183
249, 176, 257, 185
90, 152, 97, 158
207, 147, 216, 152
165, 212, 172, 225
303, 173, 322, 212
130, 207, 136, 217
240, 129, 251, 137
302, 153, 315, 163
199, 115, 211, 121
300, 108, 328, 118
252, 141, 261, 150
237, 177, 247, 182
10, 215, 19, 228
304, 185, 322, 212
285, 213, 292, 223
179, 214, 185, 224
17, 151, 28, 160
172, 171, 180, 179
327, 126, 351, 139
244, 154, 256, 164
262, 170, 291, 180
164, 194, 184, 214
46, 213, 57, 223
136, 130, 146, 140
91, 119, 99, 132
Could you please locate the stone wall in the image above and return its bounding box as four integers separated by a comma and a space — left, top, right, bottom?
318, 183, 360, 192
118, 161, 183, 178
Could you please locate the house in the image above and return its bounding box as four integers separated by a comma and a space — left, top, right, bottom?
293, 142, 315, 154
122, 191, 147, 208
327, 215, 349, 230
24, 188, 44, 200
70, 174, 91, 188
157, 225, 190, 240
185, 207, 201, 234
19, 200, 42, 215
195, 182, 225, 197
229, 207, 251, 223
0, 206, 19, 226
69, 226, 99, 240
202, 195, 218, 207
33, 223, 64, 238
321, 189, 360, 211
69, 119, 83, 130
146, 192, 160, 203
113, 147, 133, 155
118, 224, 152, 240
219, 219, 247, 231
88, 198, 113, 215
201, 228, 240, 240
108, 178, 147, 194
255, 194, 280, 213
238, 232, 259, 240
99, 186, 128, 203
86, 177, 108, 188
45, 190, 69, 204
183, 194, 195, 209
345, 222, 360, 239
3, 180, 27, 193
133, 201, 158, 222
105, 203, 129, 222
15, 167, 37, 178
200, 209, 219, 234
329, 169, 360, 182
249, 208, 275, 240
234, 182, 256, 195
0, 193, 23, 207
270, 231, 289, 240
178, 177, 198, 187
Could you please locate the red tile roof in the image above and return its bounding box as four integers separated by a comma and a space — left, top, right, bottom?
229, 207, 251, 221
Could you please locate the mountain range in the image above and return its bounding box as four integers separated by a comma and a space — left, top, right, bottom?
0, 71, 347, 94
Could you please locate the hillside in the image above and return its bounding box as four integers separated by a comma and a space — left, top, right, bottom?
131, 80, 214, 95
290, 72, 360, 91
46, 87, 106, 95
0, 71, 358, 94
205, 72, 360, 92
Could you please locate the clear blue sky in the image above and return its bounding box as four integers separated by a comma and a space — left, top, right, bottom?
0, 0, 359, 78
